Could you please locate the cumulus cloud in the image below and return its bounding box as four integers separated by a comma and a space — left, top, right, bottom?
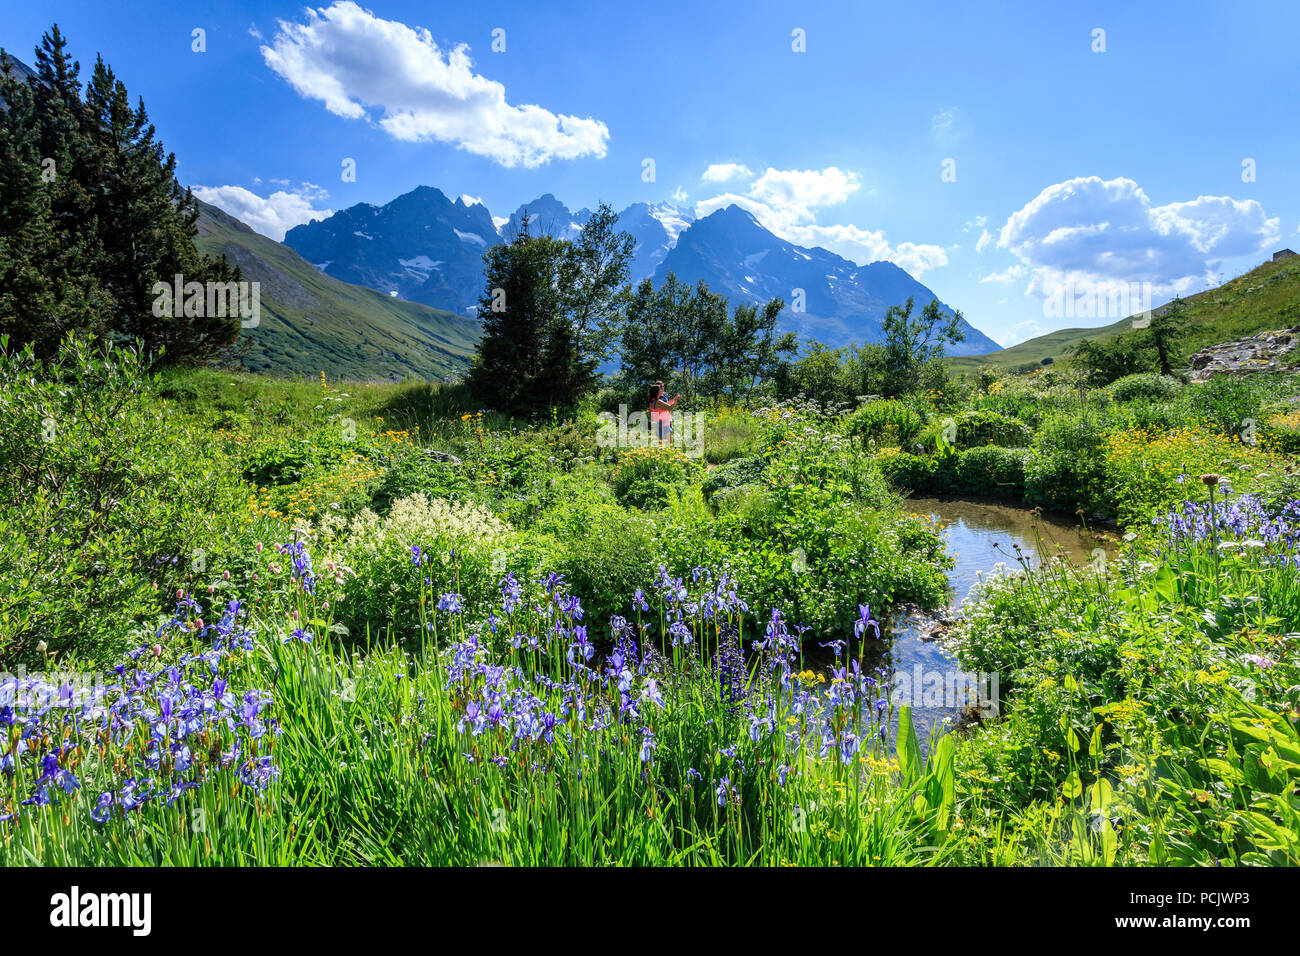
964, 215, 994, 253
998, 175, 1279, 299
748, 166, 860, 217
701, 162, 753, 183
192, 184, 333, 241
980, 264, 1027, 285
260, 1, 609, 168
695, 166, 947, 276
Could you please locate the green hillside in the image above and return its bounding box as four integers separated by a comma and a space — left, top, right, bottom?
194, 199, 480, 380
948, 253, 1300, 373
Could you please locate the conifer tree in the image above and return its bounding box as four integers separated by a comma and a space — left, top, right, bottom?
468, 206, 633, 415
0, 25, 241, 364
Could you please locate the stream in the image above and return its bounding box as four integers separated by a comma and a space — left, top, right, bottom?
804, 498, 1105, 745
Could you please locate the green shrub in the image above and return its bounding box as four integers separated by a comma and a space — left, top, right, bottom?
524, 495, 657, 635
846, 399, 924, 450
953, 446, 1030, 499
369, 451, 473, 514
1024, 411, 1108, 515
877, 452, 936, 495
702, 455, 768, 503
610, 445, 695, 509
1106, 372, 1182, 403
1194, 375, 1267, 436
953, 409, 1032, 448
0, 336, 246, 665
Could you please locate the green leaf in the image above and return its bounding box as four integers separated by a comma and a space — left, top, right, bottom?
1063, 770, 1083, 799
896, 705, 923, 782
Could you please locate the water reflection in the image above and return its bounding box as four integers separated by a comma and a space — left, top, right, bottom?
804, 498, 1107, 745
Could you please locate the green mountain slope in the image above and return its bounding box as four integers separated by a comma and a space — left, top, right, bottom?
193, 199, 480, 380
947, 253, 1300, 373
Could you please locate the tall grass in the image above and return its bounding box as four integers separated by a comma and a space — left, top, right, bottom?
0, 556, 959, 866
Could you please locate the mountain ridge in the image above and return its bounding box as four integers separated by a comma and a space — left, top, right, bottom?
282, 184, 999, 355
194, 199, 479, 381
944, 253, 1300, 372
655, 205, 1000, 355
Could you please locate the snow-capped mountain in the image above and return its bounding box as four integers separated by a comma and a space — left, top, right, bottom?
502, 193, 590, 242
284, 186, 498, 315
655, 205, 1001, 355
279, 185, 999, 355
618, 201, 697, 283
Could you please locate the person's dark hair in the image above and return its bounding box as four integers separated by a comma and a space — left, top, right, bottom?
649, 383, 663, 406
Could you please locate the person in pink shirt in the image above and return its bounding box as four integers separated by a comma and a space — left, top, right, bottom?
649, 380, 679, 443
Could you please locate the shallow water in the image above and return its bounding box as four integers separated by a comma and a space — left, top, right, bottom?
805, 498, 1106, 745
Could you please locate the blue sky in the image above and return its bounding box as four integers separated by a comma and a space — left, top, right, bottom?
4, 0, 1298, 347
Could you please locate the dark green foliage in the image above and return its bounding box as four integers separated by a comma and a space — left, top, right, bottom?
883, 296, 966, 395
1068, 333, 1158, 387
952, 408, 1032, 448
952, 446, 1030, 499
775, 340, 855, 405
878, 446, 1027, 500
877, 452, 936, 494
0, 27, 242, 365
618, 272, 792, 403
0, 335, 245, 664
1105, 372, 1183, 403
1024, 411, 1108, 514
1194, 374, 1266, 436
241, 435, 357, 488
468, 205, 633, 416
846, 399, 924, 449
1147, 297, 1190, 377
701, 455, 768, 503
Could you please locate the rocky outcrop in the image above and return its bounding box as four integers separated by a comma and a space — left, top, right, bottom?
1187, 327, 1300, 381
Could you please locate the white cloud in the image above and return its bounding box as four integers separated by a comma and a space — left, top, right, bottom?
260, 1, 609, 168
980, 264, 1027, 284
695, 166, 946, 276
998, 175, 1279, 299
1003, 319, 1044, 346
701, 162, 753, 183
248, 23, 263, 41
931, 108, 956, 134
670, 185, 689, 203
964, 216, 995, 253
192, 185, 333, 241
298, 181, 329, 201
749, 166, 860, 217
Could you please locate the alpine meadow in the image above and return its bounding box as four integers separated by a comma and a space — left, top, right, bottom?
2, 3, 1300, 903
